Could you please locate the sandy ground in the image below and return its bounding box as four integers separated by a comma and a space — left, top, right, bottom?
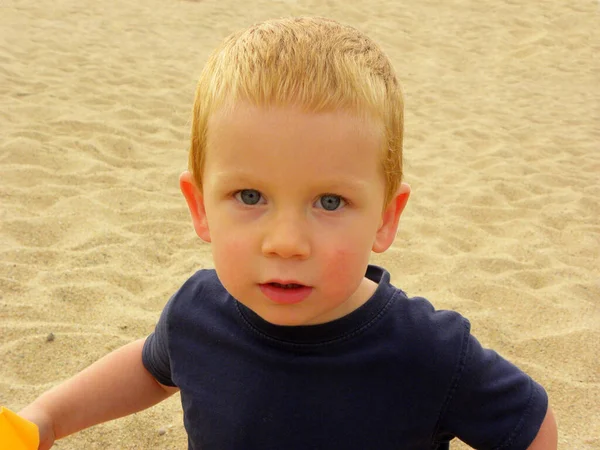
1, 0, 598, 448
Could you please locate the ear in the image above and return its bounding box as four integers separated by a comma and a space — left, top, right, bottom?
372, 183, 411, 253
180, 171, 211, 243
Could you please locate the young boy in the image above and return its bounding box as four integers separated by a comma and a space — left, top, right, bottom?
19, 17, 556, 450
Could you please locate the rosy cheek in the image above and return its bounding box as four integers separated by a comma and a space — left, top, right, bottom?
216, 237, 245, 259
324, 247, 362, 277
212, 237, 250, 290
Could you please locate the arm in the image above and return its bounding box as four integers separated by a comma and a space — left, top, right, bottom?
527, 406, 558, 450
19, 338, 178, 448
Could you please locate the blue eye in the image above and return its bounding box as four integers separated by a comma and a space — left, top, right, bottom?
317, 194, 345, 211
235, 189, 263, 205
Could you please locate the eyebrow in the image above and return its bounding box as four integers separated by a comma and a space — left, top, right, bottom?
210, 171, 258, 186
211, 171, 370, 191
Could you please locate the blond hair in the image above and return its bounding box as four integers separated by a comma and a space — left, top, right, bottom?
189, 16, 404, 207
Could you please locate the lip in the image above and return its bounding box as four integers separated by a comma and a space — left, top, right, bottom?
259, 282, 313, 305
264, 279, 306, 286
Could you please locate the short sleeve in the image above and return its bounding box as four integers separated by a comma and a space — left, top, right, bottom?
142, 295, 177, 387
435, 332, 548, 450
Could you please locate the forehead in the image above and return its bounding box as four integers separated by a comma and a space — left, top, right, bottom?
204, 103, 384, 183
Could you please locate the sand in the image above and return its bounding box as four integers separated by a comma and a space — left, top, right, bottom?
1, 0, 598, 448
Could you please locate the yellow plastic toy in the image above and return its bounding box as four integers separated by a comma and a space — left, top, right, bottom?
0, 407, 39, 450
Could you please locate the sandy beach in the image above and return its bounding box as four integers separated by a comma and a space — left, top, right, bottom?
1, 0, 598, 448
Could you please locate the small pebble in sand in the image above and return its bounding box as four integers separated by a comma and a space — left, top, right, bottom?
158, 427, 166, 436
46, 333, 55, 342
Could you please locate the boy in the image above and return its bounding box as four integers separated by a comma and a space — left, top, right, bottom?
19, 17, 556, 450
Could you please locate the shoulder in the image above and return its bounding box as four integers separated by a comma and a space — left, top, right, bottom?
177, 268, 223, 295
367, 266, 472, 372
368, 282, 474, 397
160, 268, 229, 322
369, 266, 471, 350
394, 293, 551, 448
384, 290, 549, 448
171, 268, 225, 303
389, 290, 471, 358
399, 294, 470, 336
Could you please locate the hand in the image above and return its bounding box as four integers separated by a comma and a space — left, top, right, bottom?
18, 406, 56, 450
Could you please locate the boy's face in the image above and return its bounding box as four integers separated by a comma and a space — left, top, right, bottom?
181, 103, 410, 326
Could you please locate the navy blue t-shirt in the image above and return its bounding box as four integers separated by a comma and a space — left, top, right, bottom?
142, 265, 547, 450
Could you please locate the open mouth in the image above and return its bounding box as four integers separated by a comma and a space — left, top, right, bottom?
259, 282, 313, 304
268, 282, 305, 289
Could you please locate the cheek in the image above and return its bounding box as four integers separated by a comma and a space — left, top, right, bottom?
211, 235, 254, 301
323, 219, 377, 260
320, 244, 371, 284
210, 228, 253, 277
316, 217, 378, 281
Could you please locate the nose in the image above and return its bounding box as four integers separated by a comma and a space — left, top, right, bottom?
261, 213, 311, 259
